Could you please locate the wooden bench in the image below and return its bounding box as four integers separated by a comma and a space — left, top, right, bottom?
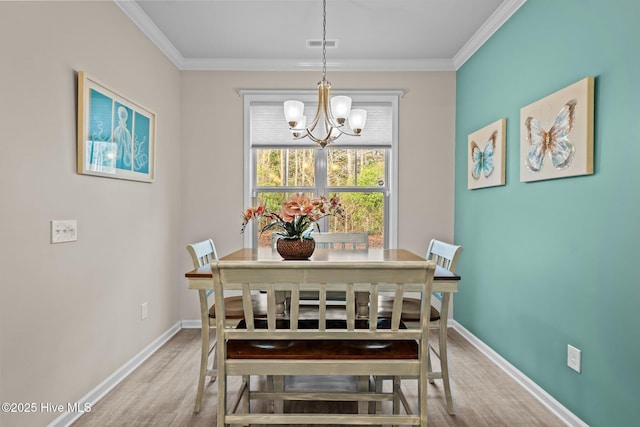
211, 259, 435, 426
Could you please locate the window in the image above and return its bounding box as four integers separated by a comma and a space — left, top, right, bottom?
242, 90, 400, 249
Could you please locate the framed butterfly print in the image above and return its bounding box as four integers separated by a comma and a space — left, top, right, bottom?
520, 76, 594, 182
467, 118, 506, 189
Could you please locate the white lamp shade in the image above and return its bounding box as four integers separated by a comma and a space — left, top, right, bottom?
284, 100, 304, 125
348, 109, 367, 131
330, 96, 352, 121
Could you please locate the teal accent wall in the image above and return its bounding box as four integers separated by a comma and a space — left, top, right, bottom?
455, 1, 640, 425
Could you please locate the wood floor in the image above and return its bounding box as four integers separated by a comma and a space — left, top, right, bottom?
72, 328, 564, 426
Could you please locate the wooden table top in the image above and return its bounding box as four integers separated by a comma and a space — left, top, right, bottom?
186, 248, 460, 281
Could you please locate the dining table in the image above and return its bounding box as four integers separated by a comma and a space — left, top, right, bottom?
185, 247, 461, 318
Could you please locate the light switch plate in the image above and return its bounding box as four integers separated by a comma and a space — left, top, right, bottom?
51, 220, 77, 243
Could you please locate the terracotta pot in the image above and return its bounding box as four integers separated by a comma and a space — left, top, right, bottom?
276, 237, 315, 260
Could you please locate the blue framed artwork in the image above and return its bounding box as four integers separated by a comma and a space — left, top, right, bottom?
77, 71, 156, 182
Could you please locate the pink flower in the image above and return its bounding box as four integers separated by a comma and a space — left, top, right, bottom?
241, 193, 344, 238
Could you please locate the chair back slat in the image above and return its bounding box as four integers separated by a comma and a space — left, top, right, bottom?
266, 284, 277, 331
187, 239, 219, 298
312, 232, 369, 250
187, 239, 218, 267
242, 284, 255, 330
391, 284, 405, 331
289, 287, 300, 330
426, 239, 462, 273
369, 284, 379, 331
318, 284, 327, 331
346, 283, 356, 330
211, 261, 435, 342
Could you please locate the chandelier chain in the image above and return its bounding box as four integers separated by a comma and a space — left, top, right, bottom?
322, 0, 327, 81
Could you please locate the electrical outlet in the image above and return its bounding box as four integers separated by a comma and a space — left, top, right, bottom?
567, 345, 581, 373
141, 302, 148, 320
51, 220, 77, 243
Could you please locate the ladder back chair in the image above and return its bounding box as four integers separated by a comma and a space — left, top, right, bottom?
212, 259, 436, 426
312, 231, 369, 250
378, 239, 463, 415
186, 239, 267, 413
270, 231, 369, 251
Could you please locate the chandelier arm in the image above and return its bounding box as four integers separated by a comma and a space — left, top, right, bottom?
307, 98, 324, 133
332, 126, 360, 137
322, 93, 343, 130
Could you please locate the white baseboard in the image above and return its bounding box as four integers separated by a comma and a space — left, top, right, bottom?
451, 320, 589, 427
47, 321, 182, 427
181, 319, 202, 329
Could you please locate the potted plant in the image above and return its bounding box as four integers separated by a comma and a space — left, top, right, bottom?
242, 193, 343, 259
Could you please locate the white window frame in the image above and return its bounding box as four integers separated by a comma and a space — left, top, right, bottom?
241, 89, 400, 249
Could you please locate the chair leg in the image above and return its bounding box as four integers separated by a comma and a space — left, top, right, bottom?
210, 339, 218, 383
242, 375, 250, 416
392, 376, 401, 415
194, 325, 210, 413
438, 292, 455, 415
374, 376, 383, 414
419, 369, 428, 427
427, 348, 435, 384
216, 357, 226, 427
439, 325, 455, 415
357, 376, 369, 414
273, 375, 284, 414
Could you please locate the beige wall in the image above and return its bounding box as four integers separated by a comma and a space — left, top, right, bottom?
0, 2, 181, 426
179, 71, 456, 320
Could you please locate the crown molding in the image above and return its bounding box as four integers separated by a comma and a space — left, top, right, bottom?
114, 0, 185, 69
452, 0, 527, 69
180, 57, 455, 72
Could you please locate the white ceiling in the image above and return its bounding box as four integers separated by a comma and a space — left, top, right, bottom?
116, 0, 526, 71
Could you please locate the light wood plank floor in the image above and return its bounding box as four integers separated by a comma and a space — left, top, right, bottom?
72, 328, 564, 426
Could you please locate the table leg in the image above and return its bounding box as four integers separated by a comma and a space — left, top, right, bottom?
275, 290, 286, 317
356, 291, 369, 319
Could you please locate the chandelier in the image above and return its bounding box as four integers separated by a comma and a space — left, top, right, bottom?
283, 0, 367, 148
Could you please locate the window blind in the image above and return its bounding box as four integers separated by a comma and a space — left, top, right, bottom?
250, 101, 393, 147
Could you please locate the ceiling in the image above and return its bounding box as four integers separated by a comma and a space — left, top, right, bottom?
115, 0, 526, 71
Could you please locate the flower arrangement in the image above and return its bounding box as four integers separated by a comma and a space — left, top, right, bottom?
241, 193, 344, 240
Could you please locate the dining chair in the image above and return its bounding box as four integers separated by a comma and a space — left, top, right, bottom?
273, 232, 370, 304
270, 231, 369, 251
377, 238, 463, 415
312, 231, 369, 250
186, 239, 267, 413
